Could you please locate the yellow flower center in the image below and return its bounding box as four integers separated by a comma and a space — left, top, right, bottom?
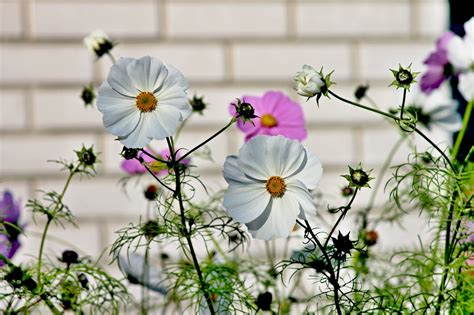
260, 114, 278, 127
266, 176, 286, 198
136, 92, 157, 112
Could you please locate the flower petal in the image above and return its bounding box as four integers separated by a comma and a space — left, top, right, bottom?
118, 113, 153, 148
286, 149, 323, 190
223, 156, 255, 185
223, 182, 270, 224
247, 196, 299, 240
108, 58, 140, 97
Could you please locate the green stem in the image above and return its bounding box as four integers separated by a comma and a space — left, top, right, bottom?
36, 165, 77, 286
324, 189, 359, 248
177, 118, 235, 163
328, 90, 399, 120
166, 137, 216, 315
297, 220, 343, 315
400, 88, 407, 121
451, 99, 473, 160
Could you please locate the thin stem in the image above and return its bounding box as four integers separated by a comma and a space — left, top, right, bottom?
177, 118, 235, 163
328, 90, 399, 120
142, 161, 175, 194
414, 128, 455, 172
296, 220, 342, 315
451, 99, 473, 160
166, 137, 216, 315
36, 165, 77, 286
107, 52, 116, 64
400, 88, 407, 121
330, 90, 457, 173
324, 189, 359, 248
140, 148, 168, 163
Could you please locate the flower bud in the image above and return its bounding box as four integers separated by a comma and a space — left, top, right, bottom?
189, 95, 207, 114
293, 65, 324, 98
59, 250, 79, 267
81, 84, 95, 107
256, 292, 273, 311
341, 186, 354, 197
389, 64, 419, 90
76, 145, 97, 166
121, 147, 139, 160
342, 165, 373, 189
363, 230, 378, 246
144, 184, 159, 201
83, 30, 115, 58
354, 84, 369, 101
232, 98, 257, 124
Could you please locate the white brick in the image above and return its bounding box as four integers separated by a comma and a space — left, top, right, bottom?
296, 3, 410, 37
35, 177, 147, 219
0, 90, 26, 130
98, 44, 225, 82
0, 135, 98, 175
233, 43, 352, 81
359, 42, 432, 81
0, 44, 93, 83
0, 2, 22, 37
167, 3, 286, 38
31, 2, 159, 37
16, 222, 103, 263
303, 128, 355, 166
418, 2, 448, 36
32, 88, 103, 129
361, 126, 413, 166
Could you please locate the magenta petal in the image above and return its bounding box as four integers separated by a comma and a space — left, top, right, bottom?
0, 191, 20, 223
420, 68, 446, 93
436, 31, 455, 50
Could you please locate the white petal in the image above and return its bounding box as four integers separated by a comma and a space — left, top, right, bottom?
286, 149, 323, 190
286, 180, 317, 219
127, 56, 169, 93
459, 72, 474, 102
156, 85, 191, 115
150, 106, 183, 139
247, 196, 299, 240
119, 113, 153, 148
223, 156, 254, 185
96, 81, 135, 114
223, 183, 270, 224
108, 58, 140, 97
266, 135, 306, 177
161, 64, 189, 90
447, 36, 472, 70
237, 136, 275, 180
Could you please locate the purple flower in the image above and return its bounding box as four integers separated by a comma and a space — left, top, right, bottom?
1, 191, 22, 265
230, 91, 307, 142
420, 32, 455, 94
121, 149, 156, 175
121, 148, 190, 176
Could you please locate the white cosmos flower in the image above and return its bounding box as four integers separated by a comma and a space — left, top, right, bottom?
405, 83, 462, 133
293, 64, 325, 98
223, 135, 323, 240
83, 29, 113, 57
459, 72, 474, 101
96, 56, 191, 148
447, 17, 474, 72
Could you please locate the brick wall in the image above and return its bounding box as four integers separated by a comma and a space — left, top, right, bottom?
1, 0, 449, 266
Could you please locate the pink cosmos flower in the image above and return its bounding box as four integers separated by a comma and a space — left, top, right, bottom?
121, 148, 190, 176
420, 32, 455, 94
230, 91, 307, 142
1, 190, 22, 265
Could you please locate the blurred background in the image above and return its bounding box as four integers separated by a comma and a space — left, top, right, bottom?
0, 0, 459, 282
